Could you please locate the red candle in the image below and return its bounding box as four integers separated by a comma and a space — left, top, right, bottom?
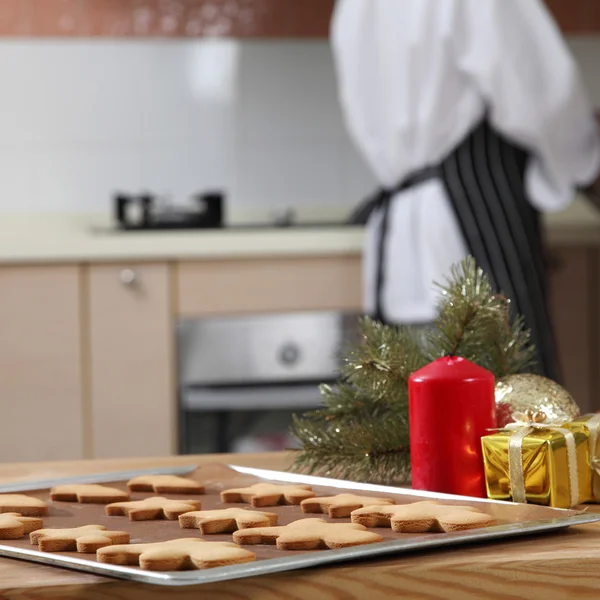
408, 356, 496, 497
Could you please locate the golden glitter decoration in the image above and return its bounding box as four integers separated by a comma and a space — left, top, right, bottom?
495, 374, 580, 427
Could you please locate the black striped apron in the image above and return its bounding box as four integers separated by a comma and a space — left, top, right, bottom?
373, 119, 561, 382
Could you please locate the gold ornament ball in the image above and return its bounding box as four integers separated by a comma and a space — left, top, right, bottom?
495, 374, 580, 427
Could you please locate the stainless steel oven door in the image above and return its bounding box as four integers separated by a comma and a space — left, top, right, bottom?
181, 382, 327, 412
177, 310, 360, 454
178, 311, 359, 387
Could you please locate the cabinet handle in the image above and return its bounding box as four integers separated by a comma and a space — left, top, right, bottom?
119, 269, 138, 286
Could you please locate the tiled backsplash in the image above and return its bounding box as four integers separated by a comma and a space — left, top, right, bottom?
0, 37, 598, 217
0, 39, 374, 218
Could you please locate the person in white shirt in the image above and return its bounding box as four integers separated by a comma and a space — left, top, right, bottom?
332, 0, 600, 381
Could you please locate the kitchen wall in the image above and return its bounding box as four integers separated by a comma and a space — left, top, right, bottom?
0, 38, 373, 221
0, 36, 598, 219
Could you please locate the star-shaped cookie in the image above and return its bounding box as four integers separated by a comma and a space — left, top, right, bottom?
350, 501, 496, 533
97, 538, 256, 571
301, 493, 396, 518
106, 496, 202, 520
30, 525, 130, 553
221, 483, 315, 507
0, 494, 48, 516
233, 518, 384, 550
0, 513, 43, 540
127, 475, 204, 495
179, 508, 278, 534
50, 484, 129, 504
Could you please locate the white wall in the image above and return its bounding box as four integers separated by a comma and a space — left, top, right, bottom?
0, 36, 597, 218
0, 39, 374, 219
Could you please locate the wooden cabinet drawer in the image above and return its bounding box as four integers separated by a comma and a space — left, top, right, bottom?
87, 263, 175, 458
176, 256, 362, 317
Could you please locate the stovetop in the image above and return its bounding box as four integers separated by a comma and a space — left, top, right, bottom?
111, 191, 361, 232
115, 221, 352, 232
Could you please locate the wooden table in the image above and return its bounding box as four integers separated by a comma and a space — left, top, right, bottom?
1, 452, 600, 600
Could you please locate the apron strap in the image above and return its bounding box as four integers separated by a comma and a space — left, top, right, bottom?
373, 165, 442, 323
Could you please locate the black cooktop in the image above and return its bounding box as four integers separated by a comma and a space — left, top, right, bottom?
112, 191, 360, 231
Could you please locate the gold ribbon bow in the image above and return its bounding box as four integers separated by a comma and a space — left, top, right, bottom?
505, 409, 579, 507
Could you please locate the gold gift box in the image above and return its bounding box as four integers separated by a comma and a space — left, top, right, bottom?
481, 427, 591, 508
566, 414, 600, 502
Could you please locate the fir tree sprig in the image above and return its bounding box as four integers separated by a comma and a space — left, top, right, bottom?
427, 256, 536, 377
291, 412, 411, 484
290, 256, 536, 484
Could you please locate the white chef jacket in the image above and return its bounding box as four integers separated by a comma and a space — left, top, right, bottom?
331, 0, 600, 323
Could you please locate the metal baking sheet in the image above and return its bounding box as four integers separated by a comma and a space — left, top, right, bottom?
0, 465, 198, 493
0, 463, 597, 587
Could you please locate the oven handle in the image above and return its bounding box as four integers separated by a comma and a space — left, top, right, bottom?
181, 383, 327, 412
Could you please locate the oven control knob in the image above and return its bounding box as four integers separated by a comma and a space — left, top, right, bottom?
279, 343, 300, 366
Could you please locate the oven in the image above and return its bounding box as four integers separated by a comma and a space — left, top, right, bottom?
178, 311, 360, 454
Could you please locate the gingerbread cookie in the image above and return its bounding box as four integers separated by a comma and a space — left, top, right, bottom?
127, 475, 204, 495
350, 501, 496, 533
179, 508, 278, 534
221, 483, 315, 507
30, 525, 130, 553
233, 518, 384, 550
0, 513, 43, 540
50, 484, 129, 504
301, 493, 396, 518
97, 539, 256, 571
0, 494, 48, 516
106, 496, 201, 521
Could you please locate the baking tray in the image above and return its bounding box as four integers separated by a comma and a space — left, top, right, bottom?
0, 463, 597, 587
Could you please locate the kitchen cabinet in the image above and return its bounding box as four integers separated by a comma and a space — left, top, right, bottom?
548, 247, 595, 413
177, 256, 362, 317
0, 242, 595, 462
0, 266, 83, 461
87, 263, 176, 458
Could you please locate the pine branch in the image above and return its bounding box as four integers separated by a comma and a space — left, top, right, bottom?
290, 411, 410, 484
311, 382, 385, 422
428, 256, 536, 378
312, 380, 407, 425
487, 313, 537, 377
342, 318, 428, 397
288, 318, 421, 484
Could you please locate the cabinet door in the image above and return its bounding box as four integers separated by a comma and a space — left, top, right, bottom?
88, 263, 175, 458
177, 256, 362, 317
0, 266, 83, 461
548, 247, 593, 412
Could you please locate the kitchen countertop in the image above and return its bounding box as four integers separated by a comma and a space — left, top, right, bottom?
0, 197, 599, 264
0, 215, 365, 264
2, 452, 600, 600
